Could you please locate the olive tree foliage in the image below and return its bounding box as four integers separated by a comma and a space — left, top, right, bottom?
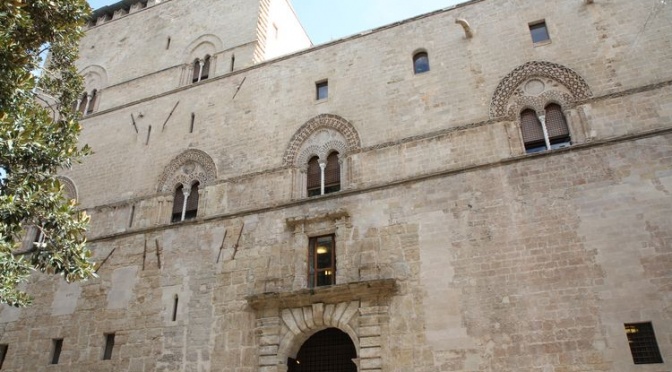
0, 0, 95, 306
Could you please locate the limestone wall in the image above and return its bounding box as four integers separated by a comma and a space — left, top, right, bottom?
0, 0, 671, 371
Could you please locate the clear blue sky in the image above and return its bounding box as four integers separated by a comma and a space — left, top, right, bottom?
87, 0, 466, 45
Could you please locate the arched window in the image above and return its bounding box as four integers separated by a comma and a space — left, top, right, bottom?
86, 89, 97, 114
200, 55, 211, 81
171, 182, 199, 223
324, 152, 341, 194
544, 103, 570, 149
520, 105, 571, 153
184, 181, 199, 220
306, 153, 340, 197
306, 156, 321, 197
520, 109, 545, 153
413, 51, 430, 74
192, 59, 201, 83
77, 92, 88, 114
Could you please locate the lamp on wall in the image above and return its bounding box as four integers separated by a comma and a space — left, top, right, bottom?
316, 245, 328, 254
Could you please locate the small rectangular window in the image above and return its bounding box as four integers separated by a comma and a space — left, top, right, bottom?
316, 81, 328, 101
0, 344, 7, 369
103, 333, 115, 360
529, 21, 550, 44
624, 322, 663, 364
51, 339, 63, 365
308, 235, 335, 287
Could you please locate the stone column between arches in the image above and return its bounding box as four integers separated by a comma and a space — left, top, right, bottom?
247, 279, 396, 372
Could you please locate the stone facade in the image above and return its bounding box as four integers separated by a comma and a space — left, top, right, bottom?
1, 0, 671, 371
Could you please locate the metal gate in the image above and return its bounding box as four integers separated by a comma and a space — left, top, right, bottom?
288, 328, 357, 372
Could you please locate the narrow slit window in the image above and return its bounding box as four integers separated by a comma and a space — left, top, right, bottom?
0, 344, 7, 369
103, 333, 115, 360
190, 113, 195, 133
625, 322, 663, 364
529, 21, 550, 43
316, 81, 328, 100
166, 37, 171, 50
128, 205, 135, 228
231, 54, 235, 72
51, 339, 63, 365
172, 295, 179, 321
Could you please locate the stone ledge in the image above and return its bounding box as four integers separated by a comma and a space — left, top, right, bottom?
246, 279, 397, 310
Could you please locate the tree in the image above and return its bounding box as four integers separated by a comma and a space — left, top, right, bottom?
0, 0, 94, 306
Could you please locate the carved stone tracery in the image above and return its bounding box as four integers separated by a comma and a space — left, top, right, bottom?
157, 149, 217, 192
283, 114, 361, 167
490, 61, 592, 119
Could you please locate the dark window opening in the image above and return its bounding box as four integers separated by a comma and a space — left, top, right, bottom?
51, 339, 63, 365
308, 235, 335, 288
103, 333, 115, 360
192, 59, 201, 83
413, 52, 430, 74
172, 295, 179, 321
316, 81, 328, 100
190, 113, 195, 133
288, 328, 356, 372
184, 182, 199, 220
78, 92, 88, 114
172, 182, 199, 222
86, 89, 97, 114
529, 21, 550, 43
200, 55, 211, 81
166, 37, 171, 50
231, 54, 235, 72
625, 322, 663, 364
171, 184, 185, 223
0, 344, 7, 369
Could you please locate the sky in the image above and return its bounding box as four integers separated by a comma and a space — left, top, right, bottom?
87, 0, 466, 45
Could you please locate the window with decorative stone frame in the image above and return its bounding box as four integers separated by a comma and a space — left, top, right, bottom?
157, 149, 217, 224
283, 114, 361, 200
171, 181, 200, 223
520, 103, 571, 153
488, 61, 594, 156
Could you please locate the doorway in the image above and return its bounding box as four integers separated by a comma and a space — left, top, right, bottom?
287, 328, 357, 372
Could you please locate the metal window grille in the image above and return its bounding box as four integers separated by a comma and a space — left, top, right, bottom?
625, 322, 663, 364
288, 328, 356, 372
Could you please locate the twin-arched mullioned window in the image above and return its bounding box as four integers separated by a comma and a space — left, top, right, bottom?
192, 55, 211, 83
171, 181, 200, 222
76, 89, 98, 116
306, 152, 341, 197
520, 103, 570, 153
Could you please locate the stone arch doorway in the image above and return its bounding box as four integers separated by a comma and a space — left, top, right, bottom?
287, 328, 357, 372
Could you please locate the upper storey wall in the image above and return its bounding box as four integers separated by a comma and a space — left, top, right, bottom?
68, 0, 672, 208
77, 0, 262, 86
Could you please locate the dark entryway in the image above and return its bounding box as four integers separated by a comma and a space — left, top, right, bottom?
288, 328, 357, 372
